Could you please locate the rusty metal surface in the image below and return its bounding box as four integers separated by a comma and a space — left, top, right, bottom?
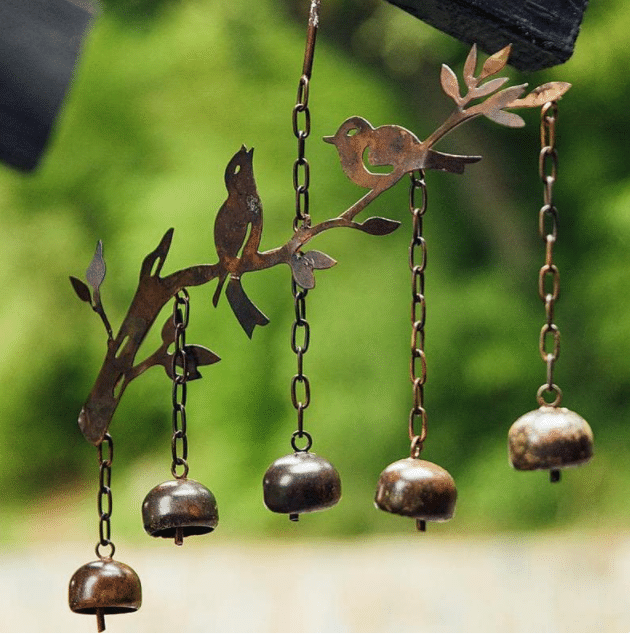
68, 558, 142, 632
71, 43, 571, 446
263, 452, 341, 519
142, 479, 218, 545
374, 458, 457, 522
508, 406, 594, 472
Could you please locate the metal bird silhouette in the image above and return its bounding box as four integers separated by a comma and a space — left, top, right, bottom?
213, 146, 269, 337
323, 116, 481, 194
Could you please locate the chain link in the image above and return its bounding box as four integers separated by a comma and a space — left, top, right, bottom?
95, 433, 115, 559
409, 170, 428, 458
537, 102, 562, 408
171, 289, 191, 478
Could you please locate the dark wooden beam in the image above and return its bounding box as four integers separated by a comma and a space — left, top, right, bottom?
0, 0, 94, 171
385, 0, 588, 71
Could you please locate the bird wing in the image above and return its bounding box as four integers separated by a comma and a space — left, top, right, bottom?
423, 149, 482, 174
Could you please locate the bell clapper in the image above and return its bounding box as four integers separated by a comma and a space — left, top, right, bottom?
175, 526, 184, 545
550, 469, 561, 483
289, 513, 299, 522
95, 608, 105, 633
416, 519, 427, 532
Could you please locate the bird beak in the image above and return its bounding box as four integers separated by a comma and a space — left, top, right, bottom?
322, 135, 335, 144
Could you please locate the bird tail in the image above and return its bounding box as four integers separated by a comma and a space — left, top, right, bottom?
226, 276, 269, 339
212, 273, 227, 307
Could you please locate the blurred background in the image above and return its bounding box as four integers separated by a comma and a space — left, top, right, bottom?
0, 0, 629, 631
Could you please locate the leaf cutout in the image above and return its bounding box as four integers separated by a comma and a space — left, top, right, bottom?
302, 250, 336, 270
357, 216, 401, 236
185, 344, 221, 367
440, 64, 461, 102
463, 44, 478, 89
290, 253, 316, 290
70, 276, 92, 304
478, 44, 511, 80
484, 109, 526, 128
471, 76, 509, 99
86, 240, 106, 291
507, 82, 572, 109
473, 84, 527, 116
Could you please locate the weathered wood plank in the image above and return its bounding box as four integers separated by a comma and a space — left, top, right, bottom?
385, 0, 589, 71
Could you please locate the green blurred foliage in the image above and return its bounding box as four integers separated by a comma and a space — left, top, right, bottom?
0, 0, 628, 543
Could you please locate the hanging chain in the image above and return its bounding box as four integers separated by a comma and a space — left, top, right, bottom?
536, 102, 562, 409
409, 170, 428, 459
95, 432, 115, 559
171, 289, 191, 478
289, 1, 319, 455
291, 280, 312, 453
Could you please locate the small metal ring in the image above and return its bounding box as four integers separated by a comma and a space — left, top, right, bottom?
171, 458, 189, 479
291, 430, 313, 453
536, 383, 563, 407
95, 541, 115, 560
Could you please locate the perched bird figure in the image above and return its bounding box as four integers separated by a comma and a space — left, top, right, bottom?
213, 146, 269, 338
323, 116, 481, 194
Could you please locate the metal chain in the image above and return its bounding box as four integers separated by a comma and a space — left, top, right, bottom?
409, 170, 428, 459
95, 433, 115, 559
536, 102, 562, 409
291, 1, 319, 232
289, 0, 319, 456
171, 289, 190, 478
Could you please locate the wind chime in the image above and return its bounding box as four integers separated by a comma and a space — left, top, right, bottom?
67, 1, 592, 630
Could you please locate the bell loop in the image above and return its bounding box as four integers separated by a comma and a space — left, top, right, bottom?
291, 430, 313, 453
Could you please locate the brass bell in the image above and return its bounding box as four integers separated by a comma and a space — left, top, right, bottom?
263, 451, 341, 521
69, 558, 142, 633
374, 458, 457, 531
142, 478, 218, 545
508, 405, 594, 481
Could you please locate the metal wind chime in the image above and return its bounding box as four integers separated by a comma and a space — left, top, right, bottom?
67, 1, 593, 630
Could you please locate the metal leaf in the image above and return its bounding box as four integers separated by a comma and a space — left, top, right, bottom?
86, 240, 106, 291
478, 44, 511, 80
302, 250, 337, 270
475, 84, 528, 116
70, 276, 92, 303
185, 344, 221, 367
290, 253, 316, 290
440, 64, 461, 102
356, 217, 401, 236
463, 44, 478, 88
507, 82, 572, 109
484, 109, 526, 128
472, 76, 509, 99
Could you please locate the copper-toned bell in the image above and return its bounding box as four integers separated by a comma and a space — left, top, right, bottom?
374, 458, 457, 531
263, 452, 341, 521
142, 478, 218, 545
69, 558, 141, 632
508, 405, 594, 481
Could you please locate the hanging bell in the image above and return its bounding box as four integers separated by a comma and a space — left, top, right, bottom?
508, 405, 594, 482
69, 558, 142, 633
374, 458, 457, 531
263, 451, 341, 521
142, 478, 218, 545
